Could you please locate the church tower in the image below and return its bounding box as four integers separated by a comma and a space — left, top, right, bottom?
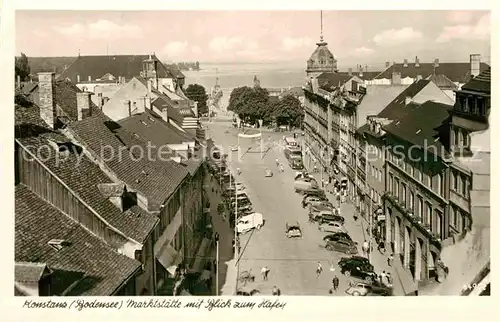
253, 75, 261, 88
306, 11, 338, 78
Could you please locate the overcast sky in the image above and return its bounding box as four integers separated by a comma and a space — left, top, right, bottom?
16, 10, 490, 68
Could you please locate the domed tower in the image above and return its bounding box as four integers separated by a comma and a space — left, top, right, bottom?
306, 11, 338, 78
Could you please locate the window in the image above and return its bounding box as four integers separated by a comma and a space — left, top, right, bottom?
401, 184, 407, 205
438, 173, 444, 196
454, 128, 460, 146
417, 164, 423, 182
389, 173, 393, 192
466, 96, 474, 113
395, 178, 400, 199
451, 207, 457, 228
379, 170, 383, 182
417, 196, 423, 218
477, 98, 485, 116
452, 171, 458, 191
436, 210, 443, 239
464, 97, 470, 112
409, 191, 414, 211
470, 97, 478, 115
462, 130, 469, 148
425, 203, 432, 228
461, 176, 467, 195
409, 163, 414, 177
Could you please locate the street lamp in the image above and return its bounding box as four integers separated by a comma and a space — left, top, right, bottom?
214, 232, 220, 296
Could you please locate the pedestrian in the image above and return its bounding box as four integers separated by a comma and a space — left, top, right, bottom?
332, 275, 339, 291
386, 272, 393, 286
237, 168, 241, 175
379, 271, 387, 285
362, 240, 369, 257
280, 164, 284, 172
316, 261, 323, 278
276, 158, 279, 167
272, 286, 281, 296
378, 240, 386, 254
388, 253, 394, 267
261, 266, 267, 281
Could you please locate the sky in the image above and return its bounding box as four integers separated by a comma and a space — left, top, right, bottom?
15, 10, 491, 69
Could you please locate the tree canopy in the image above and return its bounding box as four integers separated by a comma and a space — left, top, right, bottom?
15, 53, 30, 81
185, 84, 208, 116
228, 86, 304, 127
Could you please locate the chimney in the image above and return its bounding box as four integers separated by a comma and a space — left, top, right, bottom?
434, 58, 440, 68
38, 72, 57, 129
97, 183, 125, 212
145, 96, 152, 110
77, 75, 80, 83
16, 75, 21, 89
391, 72, 401, 85
76, 92, 91, 121
403, 59, 408, 67
470, 54, 481, 78
415, 74, 422, 81
348, 68, 352, 76
97, 93, 103, 110
385, 61, 390, 68
147, 79, 153, 93
405, 96, 412, 105
415, 56, 420, 68
88, 76, 91, 82
125, 100, 131, 116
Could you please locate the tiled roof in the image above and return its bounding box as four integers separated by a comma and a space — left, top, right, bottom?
15, 91, 159, 243
461, 67, 491, 94
427, 74, 459, 90
356, 85, 408, 127
317, 72, 353, 92
374, 62, 490, 83
118, 110, 191, 145
69, 113, 189, 207
58, 55, 175, 83
383, 100, 453, 159
15, 184, 141, 296
280, 86, 304, 97
166, 65, 186, 79
15, 262, 49, 283
338, 71, 381, 81
377, 80, 431, 121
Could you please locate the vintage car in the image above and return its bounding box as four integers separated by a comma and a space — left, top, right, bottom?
338, 256, 370, 268
345, 281, 392, 296
285, 221, 302, 238
340, 262, 378, 283
323, 232, 353, 243
265, 169, 273, 177
230, 145, 238, 152
309, 210, 345, 224
318, 221, 347, 234
236, 213, 264, 234
324, 237, 358, 255
303, 198, 334, 209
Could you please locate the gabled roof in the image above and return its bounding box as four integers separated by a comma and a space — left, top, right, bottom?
58, 54, 174, 83
383, 101, 453, 159
69, 113, 189, 207
427, 74, 459, 90
356, 85, 408, 128
377, 80, 431, 120
374, 62, 490, 83
461, 67, 491, 94
15, 184, 141, 296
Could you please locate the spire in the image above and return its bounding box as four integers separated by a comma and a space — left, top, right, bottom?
320, 10, 324, 42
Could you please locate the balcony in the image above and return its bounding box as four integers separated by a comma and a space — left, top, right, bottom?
382, 192, 442, 250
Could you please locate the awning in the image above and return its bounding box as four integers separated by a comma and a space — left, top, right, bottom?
156, 245, 179, 271
154, 210, 182, 257
191, 238, 213, 273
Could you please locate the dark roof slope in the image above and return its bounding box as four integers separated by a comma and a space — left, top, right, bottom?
338, 71, 381, 81
15, 184, 141, 296
377, 80, 431, 120
26, 56, 77, 75
166, 64, 186, 79
383, 101, 453, 159
59, 55, 174, 83
69, 113, 189, 207
427, 74, 459, 90
15, 104, 159, 242
317, 72, 353, 91
461, 67, 491, 94
374, 62, 490, 83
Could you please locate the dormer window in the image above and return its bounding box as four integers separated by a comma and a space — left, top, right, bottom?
477, 97, 485, 116
463, 96, 470, 112
48, 239, 70, 251
468, 96, 476, 114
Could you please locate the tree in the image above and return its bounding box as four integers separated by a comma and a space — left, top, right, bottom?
185, 84, 208, 116
195, 61, 200, 70
15, 53, 30, 81
271, 95, 304, 128
227, 86, 271, 124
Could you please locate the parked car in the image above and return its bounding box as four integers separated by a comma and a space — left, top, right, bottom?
345, 281, 392, 296
236, 213, 264, 234
323, 232, 353, 243
309, 210, 344, 224
318, 221, 347, 233
285, 221, 302, 238
324, 237, 358, 255
302, 196, 322, 208
338, 256, 370, 268
340, 262, 377, 283
301, 189, 327, 199
290, 159, 304, 170
304, 198, 334, 209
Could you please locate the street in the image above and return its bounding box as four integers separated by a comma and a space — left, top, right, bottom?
205, 121, 395, 296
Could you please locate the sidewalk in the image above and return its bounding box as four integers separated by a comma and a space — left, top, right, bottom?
205, 174, 238, 295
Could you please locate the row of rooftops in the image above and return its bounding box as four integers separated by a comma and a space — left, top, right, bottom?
14, 72, 203, 295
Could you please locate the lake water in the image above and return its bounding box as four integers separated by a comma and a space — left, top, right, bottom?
183, 62, 307, 110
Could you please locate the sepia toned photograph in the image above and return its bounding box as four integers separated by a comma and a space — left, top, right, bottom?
13, 9, 490, 298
